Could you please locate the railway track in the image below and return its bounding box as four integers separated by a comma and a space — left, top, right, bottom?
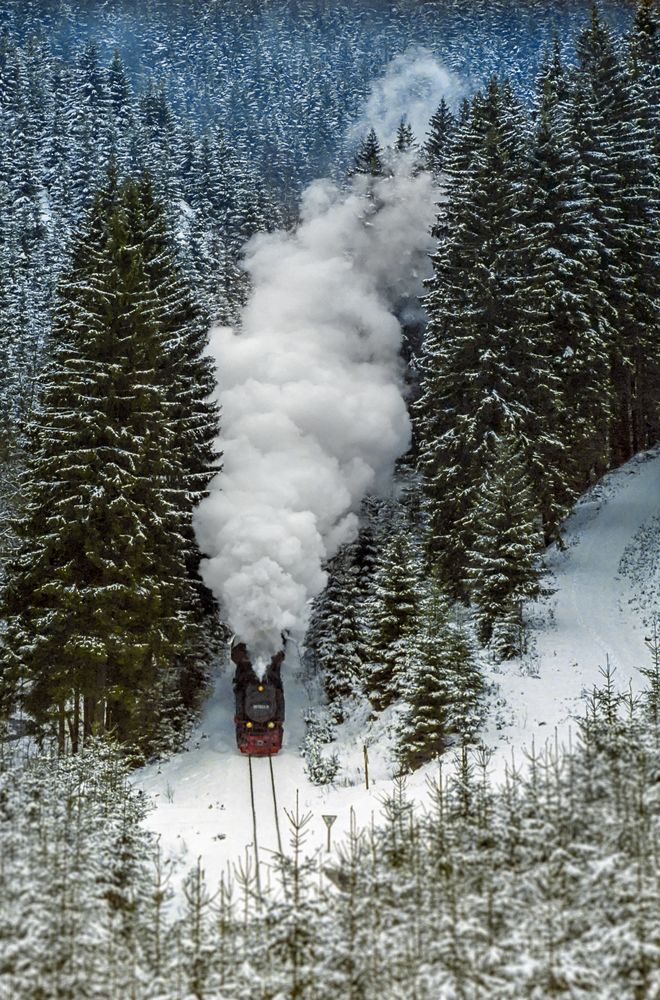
247, 754, 285, 896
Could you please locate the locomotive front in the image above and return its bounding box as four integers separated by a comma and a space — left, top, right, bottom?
232, 641, 285, 755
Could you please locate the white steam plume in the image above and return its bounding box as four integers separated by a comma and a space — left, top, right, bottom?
193, 166, 437, 662
351, 46, 465, 146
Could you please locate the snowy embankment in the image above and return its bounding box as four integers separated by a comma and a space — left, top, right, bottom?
137, 445, 660, 885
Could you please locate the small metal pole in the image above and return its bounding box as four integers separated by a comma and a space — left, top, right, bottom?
363, 744, 369, 790
322, 814, 337, 852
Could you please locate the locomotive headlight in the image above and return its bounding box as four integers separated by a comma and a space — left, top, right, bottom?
258, 685, 264, 692
267, 722, 275, 729
246, 721, 253, 729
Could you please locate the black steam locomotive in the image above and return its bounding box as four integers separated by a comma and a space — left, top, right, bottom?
231, 641, 285, 755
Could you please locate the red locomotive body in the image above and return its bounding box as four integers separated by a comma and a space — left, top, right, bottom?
232, 642, 285, 756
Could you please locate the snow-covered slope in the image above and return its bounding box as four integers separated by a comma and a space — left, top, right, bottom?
137, 445, 660, 882
482, 444, 660, 777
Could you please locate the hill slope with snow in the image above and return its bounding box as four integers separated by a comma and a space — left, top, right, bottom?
137, 445, 660, 882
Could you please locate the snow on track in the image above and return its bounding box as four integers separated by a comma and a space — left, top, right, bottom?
137, 445, 660, 883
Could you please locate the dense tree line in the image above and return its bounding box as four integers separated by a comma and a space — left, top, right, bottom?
0, 173, 220, 757
307, 2, 658, 767
1, 669, 658, 998
0, 0, 634, 189
416, 2, 659, 640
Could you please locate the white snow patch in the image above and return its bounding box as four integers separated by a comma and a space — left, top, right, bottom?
480, 444, 660, 779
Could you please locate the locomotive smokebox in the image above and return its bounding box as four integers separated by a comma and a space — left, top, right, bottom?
231, 640, 285, 755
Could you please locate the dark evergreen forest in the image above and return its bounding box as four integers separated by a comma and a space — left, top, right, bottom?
0, 0, 659, 995
0, 0, 657, 759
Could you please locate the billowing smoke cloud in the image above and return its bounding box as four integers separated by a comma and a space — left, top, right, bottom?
193, 167, 437, 664
351, 46, 464, 147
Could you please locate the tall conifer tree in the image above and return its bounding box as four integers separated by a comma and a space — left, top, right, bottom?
572, 6, 660, 462
417, 78, 543, 595
466, 438, 543, 658
397, 586, 483, 771
1, 173, 218, 753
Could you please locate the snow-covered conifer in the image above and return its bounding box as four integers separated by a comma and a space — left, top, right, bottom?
466, 437, 543, 657
352, 128, 384, 177
396, 586, 484, 771
365, 526, 423, 712
423, 97, 456, 175
572, 6, 660, 463
417, 78, 532, 595
1, 174, 215, 753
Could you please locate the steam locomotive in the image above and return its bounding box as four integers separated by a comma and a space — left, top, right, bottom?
231, 641, 285, 756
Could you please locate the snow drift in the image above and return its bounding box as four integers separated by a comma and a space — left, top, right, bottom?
193, 166, 436, 663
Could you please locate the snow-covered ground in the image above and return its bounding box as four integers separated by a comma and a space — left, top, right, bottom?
137, 445, 660, 885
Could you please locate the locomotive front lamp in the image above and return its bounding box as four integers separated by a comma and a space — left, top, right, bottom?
267, 722, 275, 729
246, 721, 253, 729
258, 685, 264, 692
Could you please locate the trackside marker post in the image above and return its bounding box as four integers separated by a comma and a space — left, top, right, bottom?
322, 814, 337, 852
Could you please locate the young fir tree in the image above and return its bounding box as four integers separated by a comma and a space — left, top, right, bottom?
423, 97, 456, 174
305, 543, 365, 718
394, 118, 415, 153
352, 127, 384, 177
466, 438, 544, 658
396, 586, 484, 772
0, 173, 216, 754
365, 527, 423, 712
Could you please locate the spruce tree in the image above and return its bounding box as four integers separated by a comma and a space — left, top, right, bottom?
572, 6, 660, 463
423, 97, 456, 174
519, 45, 613, 493
305, 543, 365, 718
397, 585, 483, 772
466, 438, 543, 657
125, 174, 222, 713
394, 118, 415, 153
416, 78, 535, 595
1, 173, 216, 754
627, 0, 660, 157
365, 527, 422, 712
352, 128, 384, 177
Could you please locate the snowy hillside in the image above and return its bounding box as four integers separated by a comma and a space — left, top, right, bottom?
137, 444, 660, 881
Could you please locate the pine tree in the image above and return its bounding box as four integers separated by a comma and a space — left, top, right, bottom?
572, 6, 660, 464
394, 118, 415, 153
397, 586, 484, 772
305, 545, 365, 717
627, 0, 660, 156
352, 128, 384, 177
125, 173, 222, 717
423, 97, 456, 174
365, 527, 422, 712
466, 438, 543, 657
519, 43, 612, 494
416, 78, 536, 596
1, 174, 215, 753
68, 41, 112, 214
